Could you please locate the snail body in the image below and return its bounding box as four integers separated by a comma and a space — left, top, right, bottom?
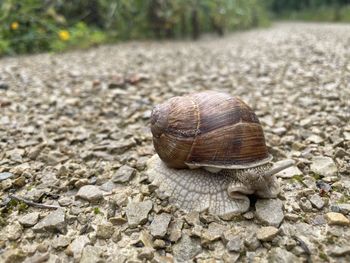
147, 91, 293, 215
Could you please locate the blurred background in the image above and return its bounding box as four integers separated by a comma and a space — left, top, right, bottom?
1, 0, 350, 56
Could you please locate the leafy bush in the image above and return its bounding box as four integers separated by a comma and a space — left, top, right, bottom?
0, 0, 269, 56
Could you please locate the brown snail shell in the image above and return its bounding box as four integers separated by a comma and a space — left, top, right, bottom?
147, 91, 294, 216
151, 90, 271, 169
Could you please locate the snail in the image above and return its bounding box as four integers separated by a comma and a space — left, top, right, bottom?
146, 91, 294, 216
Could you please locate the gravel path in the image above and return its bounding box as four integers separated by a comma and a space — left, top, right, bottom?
1, 22, 350, 262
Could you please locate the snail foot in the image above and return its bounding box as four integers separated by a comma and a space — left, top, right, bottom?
146, 155, 250, 216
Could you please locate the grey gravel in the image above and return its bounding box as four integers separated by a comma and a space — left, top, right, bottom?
256, 199, 284, 227
112, 165, 136, 183
173, 234, 202, 262
149, 213, 171, 238
310, 156, 338, 177
0, 172, 14, 181
18, 212, 40, 227
309, 194, 325, 209
76, 185, 104, 202
126, 200, 153, 228
33, 209, 66, 234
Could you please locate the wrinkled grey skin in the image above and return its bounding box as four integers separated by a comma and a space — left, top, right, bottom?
147, 155, 294, 216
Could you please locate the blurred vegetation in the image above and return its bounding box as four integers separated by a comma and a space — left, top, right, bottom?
1, 0, 350, 56
0, 0, 268, 56
264, 0, 350, 22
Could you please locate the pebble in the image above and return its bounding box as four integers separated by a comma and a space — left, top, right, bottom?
112, 165, 136, 183
257, 226, 280, 241
126, 200, 153, 228
268, 247, 299, 263
0, 249, 26, 263
18, 212, 40, 227
33, 209, 66, 234
168, 219, 183, 242
137, 247, 155, 260
276, 165, 303, 179
329, 246, 350, 257
325, 212, 350, 226
51, 236, 70, 249
309, 194, 324, 209
337, 203, 350, 215
255, 199, 284, 226
76, 185, 104, 203
4, 221, 23, 241
96, 222, 115, 239
310, 156, 338, 177
0, 172, 14, 181
149, 213, 171, 238
226, 236, 243, 252
299, 197, 313, 212
244, 233, 261, 251
80, 245, 102, 263
66, 235, 90, 260
184, 211, 200, 226
202, 222, 227, 242
173, 234, 202, 262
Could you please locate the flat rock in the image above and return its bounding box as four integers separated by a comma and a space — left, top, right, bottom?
173, 234, 202, 262
149, 213, 172, 238
126, 200, 153, 228
33, 209, 66, 234
96, 222, 115, 239
268, 247, 299, 263
18, 212, 40, 227
67, 235, 90, 260
76, 185, 104, 202
202, 222, 227, 242
226, 236, 243, 252
80, 245, 102, 263
325, 212, 350, 226
168, 219, 183, 242
329, 246, 350, 256
0, 172, 14, 181
4, 221, 22, 241
337, 203, 350, 214
255, 199, 284, 227
112, 165, 136, 183
309, 194, 324, 209
310, 156, 338, 177
256, 226, 279, 241
276, 165, 303, 179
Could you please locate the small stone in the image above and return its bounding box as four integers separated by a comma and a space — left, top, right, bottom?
168, 219, 183, 242
256, 226, 279, 241
244, 233, 261, 251
76, 185, 104, 203
325, 212, 350, 226
126, 200, 153, 228
226, 237, 243, 252
66, 235, 90, 260
80, 245, 102, 263
276, 165, 303, 179
51, 235, 70, 249
149, 213, 171, 238
0, 172, 14, 181
153, 239, 166, 249
309, 194, 324, 209
268, 247, 299, 263
19, 212, 40, 227
4, 221, 23, 241
112, 165, 136, 183
312, 215, 326, 225
109, 216, 127, 226
33, 209, 66, 234
0, 249, 26, 263
299, 197, 313, 212
329, 246, 350, 256
173, 234, 202, 262
202, 222, 227, 242
255, 199, 284, 226
310, 156, 338, 177
306, 134, 324, 144
191, 224, 203, 237
137, 247, 155, 260
337, 203, 350, 214
184, 211, 200, 226
242, 211, 254, 220
96, 222, 114, 239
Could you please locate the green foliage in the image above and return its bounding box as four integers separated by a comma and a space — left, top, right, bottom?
0, 0, 269, 56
